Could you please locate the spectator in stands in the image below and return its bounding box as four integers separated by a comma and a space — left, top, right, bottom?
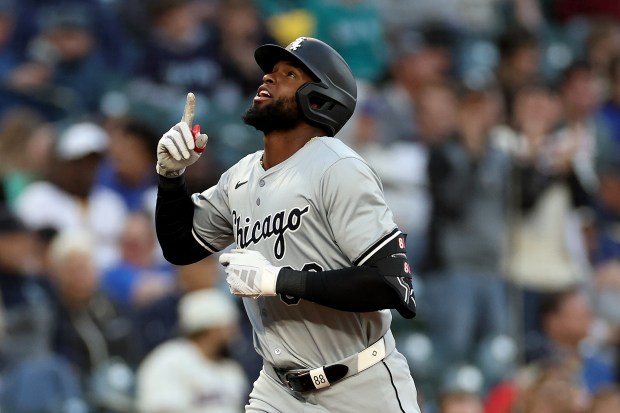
493, 82, 590, 350
101, 211, 175, 308
584, 19, 620, 92
495, 25, 542, 120
0, 107, 54, 207
586, 150, 620, 385
517, 359, 589, 413
556, 61, 613, 194
96, 116, 159, 213
3, 2, 124, 121
14, 122, 128, 270
26, 5, 108, 117
133, 252, 262, 388
125, 0, 223, 132
0, 0, 14, 70
371, 24, 455, 146
0, 204, 53, 368
534, 286, 616, 394
216, 0, 275, 98
209, 0, 272, 168
599, 56, 620, 147
354, 81, 459, 269
306, 0, 389, 84
8, 0, 133, 71
420, 86, 511, 389
588, 145, 620, 265
47, 230, 138, 393
590, 155, 620, 261
588, 385, 620, 413
133, 255, 221, 359
0, 0, 20, 118
438, 390, 483, 413
136, 288, 248, 413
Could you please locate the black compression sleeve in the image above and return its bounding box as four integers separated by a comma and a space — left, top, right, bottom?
155, 175, 210, 265
276, 266, 415, 318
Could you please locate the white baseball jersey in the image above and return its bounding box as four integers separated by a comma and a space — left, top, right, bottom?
191, 137, 401, 368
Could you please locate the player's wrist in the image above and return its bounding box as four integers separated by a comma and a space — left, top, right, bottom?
156, 163, 186, 178
275, 267, 307, 297
157, 173, 187, 192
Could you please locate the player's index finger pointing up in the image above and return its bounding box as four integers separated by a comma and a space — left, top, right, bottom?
181, 92, 195, 127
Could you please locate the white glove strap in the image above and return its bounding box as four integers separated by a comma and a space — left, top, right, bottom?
261, 265, 280, 296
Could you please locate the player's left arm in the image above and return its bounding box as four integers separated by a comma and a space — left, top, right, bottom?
219, 234, 416, 318
277, 230, 417, 318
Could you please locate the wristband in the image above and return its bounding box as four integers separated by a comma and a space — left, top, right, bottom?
192, 124, 206, 153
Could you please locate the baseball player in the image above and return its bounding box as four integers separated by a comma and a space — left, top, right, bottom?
155, 37, 421, 412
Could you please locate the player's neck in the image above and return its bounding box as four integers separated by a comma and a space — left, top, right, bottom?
262, 125, 324, 169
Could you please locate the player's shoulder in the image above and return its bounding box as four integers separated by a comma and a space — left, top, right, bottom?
301, 138, 383, 192
218, 150, 262, 185
312, 137, 362, 159
230, 150, 262, 172
314, 137, 379, 173
307, 137, 369, 169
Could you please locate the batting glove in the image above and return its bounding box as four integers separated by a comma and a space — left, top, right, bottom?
156, 93, 208, 177
219, 249, 281, 298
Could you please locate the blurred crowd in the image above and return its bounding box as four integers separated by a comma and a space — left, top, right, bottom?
0, 0, 620, 412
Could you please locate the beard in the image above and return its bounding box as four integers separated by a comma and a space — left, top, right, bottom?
242, 95, 303, 134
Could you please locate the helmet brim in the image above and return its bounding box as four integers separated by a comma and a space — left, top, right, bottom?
255, 44, 320, 82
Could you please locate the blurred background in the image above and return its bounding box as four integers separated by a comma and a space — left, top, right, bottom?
0, 0, 620, 412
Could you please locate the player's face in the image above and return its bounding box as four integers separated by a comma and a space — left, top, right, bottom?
242, 61, 313, 134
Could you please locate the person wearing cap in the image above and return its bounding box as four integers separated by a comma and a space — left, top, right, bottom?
14, 122, 128, 270
46, 229, 138, 402
0, 204, 54, 367
135, 288, 248, 413
125, 0, 224, 133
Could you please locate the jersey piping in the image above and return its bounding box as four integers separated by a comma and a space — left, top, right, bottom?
354, 228, 401, 266
191, 227, 219, 253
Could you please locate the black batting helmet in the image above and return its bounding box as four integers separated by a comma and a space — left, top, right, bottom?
254, 37, 357, 137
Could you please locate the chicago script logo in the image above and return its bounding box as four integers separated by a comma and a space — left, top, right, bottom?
232, 205, 310, 259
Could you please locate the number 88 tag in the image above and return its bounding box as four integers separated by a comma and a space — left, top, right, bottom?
309, 367, 330, 389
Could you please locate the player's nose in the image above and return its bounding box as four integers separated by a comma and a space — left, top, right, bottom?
262, 72, 275, 84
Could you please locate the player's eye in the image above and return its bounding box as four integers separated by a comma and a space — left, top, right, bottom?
287, 71, 296, 78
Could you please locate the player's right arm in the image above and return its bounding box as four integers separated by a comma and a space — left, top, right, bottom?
155, 93, 211, 265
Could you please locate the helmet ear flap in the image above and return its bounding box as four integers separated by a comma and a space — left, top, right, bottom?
296, 82, 355, 137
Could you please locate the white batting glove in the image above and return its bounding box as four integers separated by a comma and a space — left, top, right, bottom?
156, 92, 208, 177
219, 249, 281, 298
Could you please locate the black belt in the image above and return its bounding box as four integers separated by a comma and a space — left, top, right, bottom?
273, 364, 349, 392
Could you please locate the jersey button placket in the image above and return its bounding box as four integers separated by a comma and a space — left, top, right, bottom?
257, 179, 265, 206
